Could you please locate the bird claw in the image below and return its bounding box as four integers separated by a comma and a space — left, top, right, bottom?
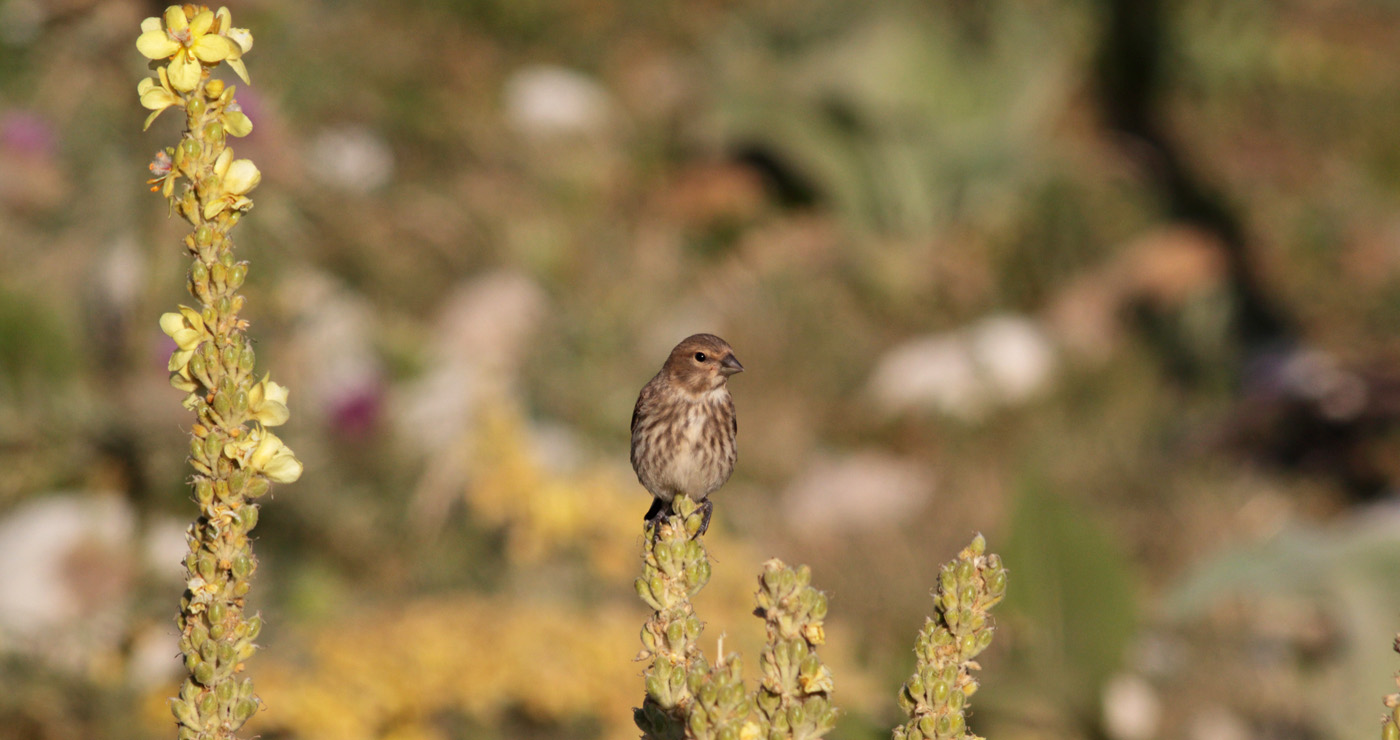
695, 499, 713, 538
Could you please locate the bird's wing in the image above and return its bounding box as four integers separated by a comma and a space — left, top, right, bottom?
631, 376, 658, 437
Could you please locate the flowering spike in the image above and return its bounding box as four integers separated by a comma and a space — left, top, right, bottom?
136, 9, 294, 740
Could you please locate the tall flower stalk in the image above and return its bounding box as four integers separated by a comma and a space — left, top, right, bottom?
137, 6, 301, 739
893, 534, 1006, 740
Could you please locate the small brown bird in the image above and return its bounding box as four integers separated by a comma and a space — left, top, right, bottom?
631, 333, 744, 534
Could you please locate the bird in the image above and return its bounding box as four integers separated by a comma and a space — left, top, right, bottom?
630, 333, 744, 536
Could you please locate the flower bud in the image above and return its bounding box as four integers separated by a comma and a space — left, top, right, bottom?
213, 391, 231, 419
193, 661, 215, 686
170, 697, 199, 727
246, 477, 269, 498
211, 262, 227, 288
203, 121, 225, 148
240, 504, 259, 531
205, 79, 225, 98
234, 698, 259, 724
196, 479, 214, 504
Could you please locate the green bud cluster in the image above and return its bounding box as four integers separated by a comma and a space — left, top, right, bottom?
753, 560, 838, 740
687, 655, 755, 740
893, 534, 1006, 740
635, 497, 715, 739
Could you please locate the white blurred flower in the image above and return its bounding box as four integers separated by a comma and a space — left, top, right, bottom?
307, 124, 394, 194
504, 65, 615, 140
781, 452, 933, 535
867, 314, 1057, 421
1102, 673, 1161, 740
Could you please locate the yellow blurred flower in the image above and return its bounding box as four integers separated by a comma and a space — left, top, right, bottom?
248, 375, 291, 427
202, 148, 261, 219
159, 307, 209, 390
136, 6, 238, 93
137, 66, 181, 130
249, 429, 302, 483
222, 100, 253, 137
215, 6, 253, 85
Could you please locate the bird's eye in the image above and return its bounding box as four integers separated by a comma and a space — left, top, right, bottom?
694, 352, 707, 362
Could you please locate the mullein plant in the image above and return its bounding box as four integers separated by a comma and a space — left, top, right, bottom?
137, 6, 301, 739
634, 499, 1001, 740
892, 534, 1006, 740
1383, 635, 1400, 740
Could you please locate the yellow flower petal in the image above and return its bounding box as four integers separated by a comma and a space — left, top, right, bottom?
225, 27, 253, 54
224, 57, 251, 85
263, 380, 290, 406
140, 16, 162, 33
192, 33, 233, 63
263, 449, 303, 483
254, 401, 290, 427
168, 347, 194, 373
250, 431, 302, 483
163, 5, 188, 32
138, 78, 179, 110
159, 311, 188, 338
137, 30, 180, 60
202, 199, 227, 220
143, 109, 167, 131
213, 148, 232, 177
223, 159, 261, 194
168, 54, 202, 92
188, 8, 214, 37
170, 373, 199, 393
223, 109, 253, 137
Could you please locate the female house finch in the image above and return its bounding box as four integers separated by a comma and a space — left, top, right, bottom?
631, 333, 744, 534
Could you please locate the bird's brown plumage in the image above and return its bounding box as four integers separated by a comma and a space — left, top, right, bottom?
630, 334, 742, 529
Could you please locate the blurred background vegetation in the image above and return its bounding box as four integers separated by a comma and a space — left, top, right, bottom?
3, 0, 1400, 738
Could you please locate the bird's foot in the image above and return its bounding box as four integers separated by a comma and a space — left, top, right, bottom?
695, 499, 713, 539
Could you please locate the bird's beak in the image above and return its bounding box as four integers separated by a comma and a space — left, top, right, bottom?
720, 354, 744, 375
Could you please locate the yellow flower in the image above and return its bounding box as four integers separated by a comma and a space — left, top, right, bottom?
248, 375, 290, 427
215, 7, 253, 85
160, 305, 209, 364
249, 430, 303, 483
137, 66, 181, 130
221, 101, 253, 138
203, 148, 261, 219
136, 6, 237, 93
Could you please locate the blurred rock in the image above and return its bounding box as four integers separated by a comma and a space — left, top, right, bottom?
1101, 673, 1161, 740
780, 451, 933, 534
504, 65, 615, 141
306, 124, 395, 195
867, 314, 1056, 421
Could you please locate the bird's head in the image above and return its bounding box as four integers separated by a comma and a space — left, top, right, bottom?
663, 333, 744, 393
